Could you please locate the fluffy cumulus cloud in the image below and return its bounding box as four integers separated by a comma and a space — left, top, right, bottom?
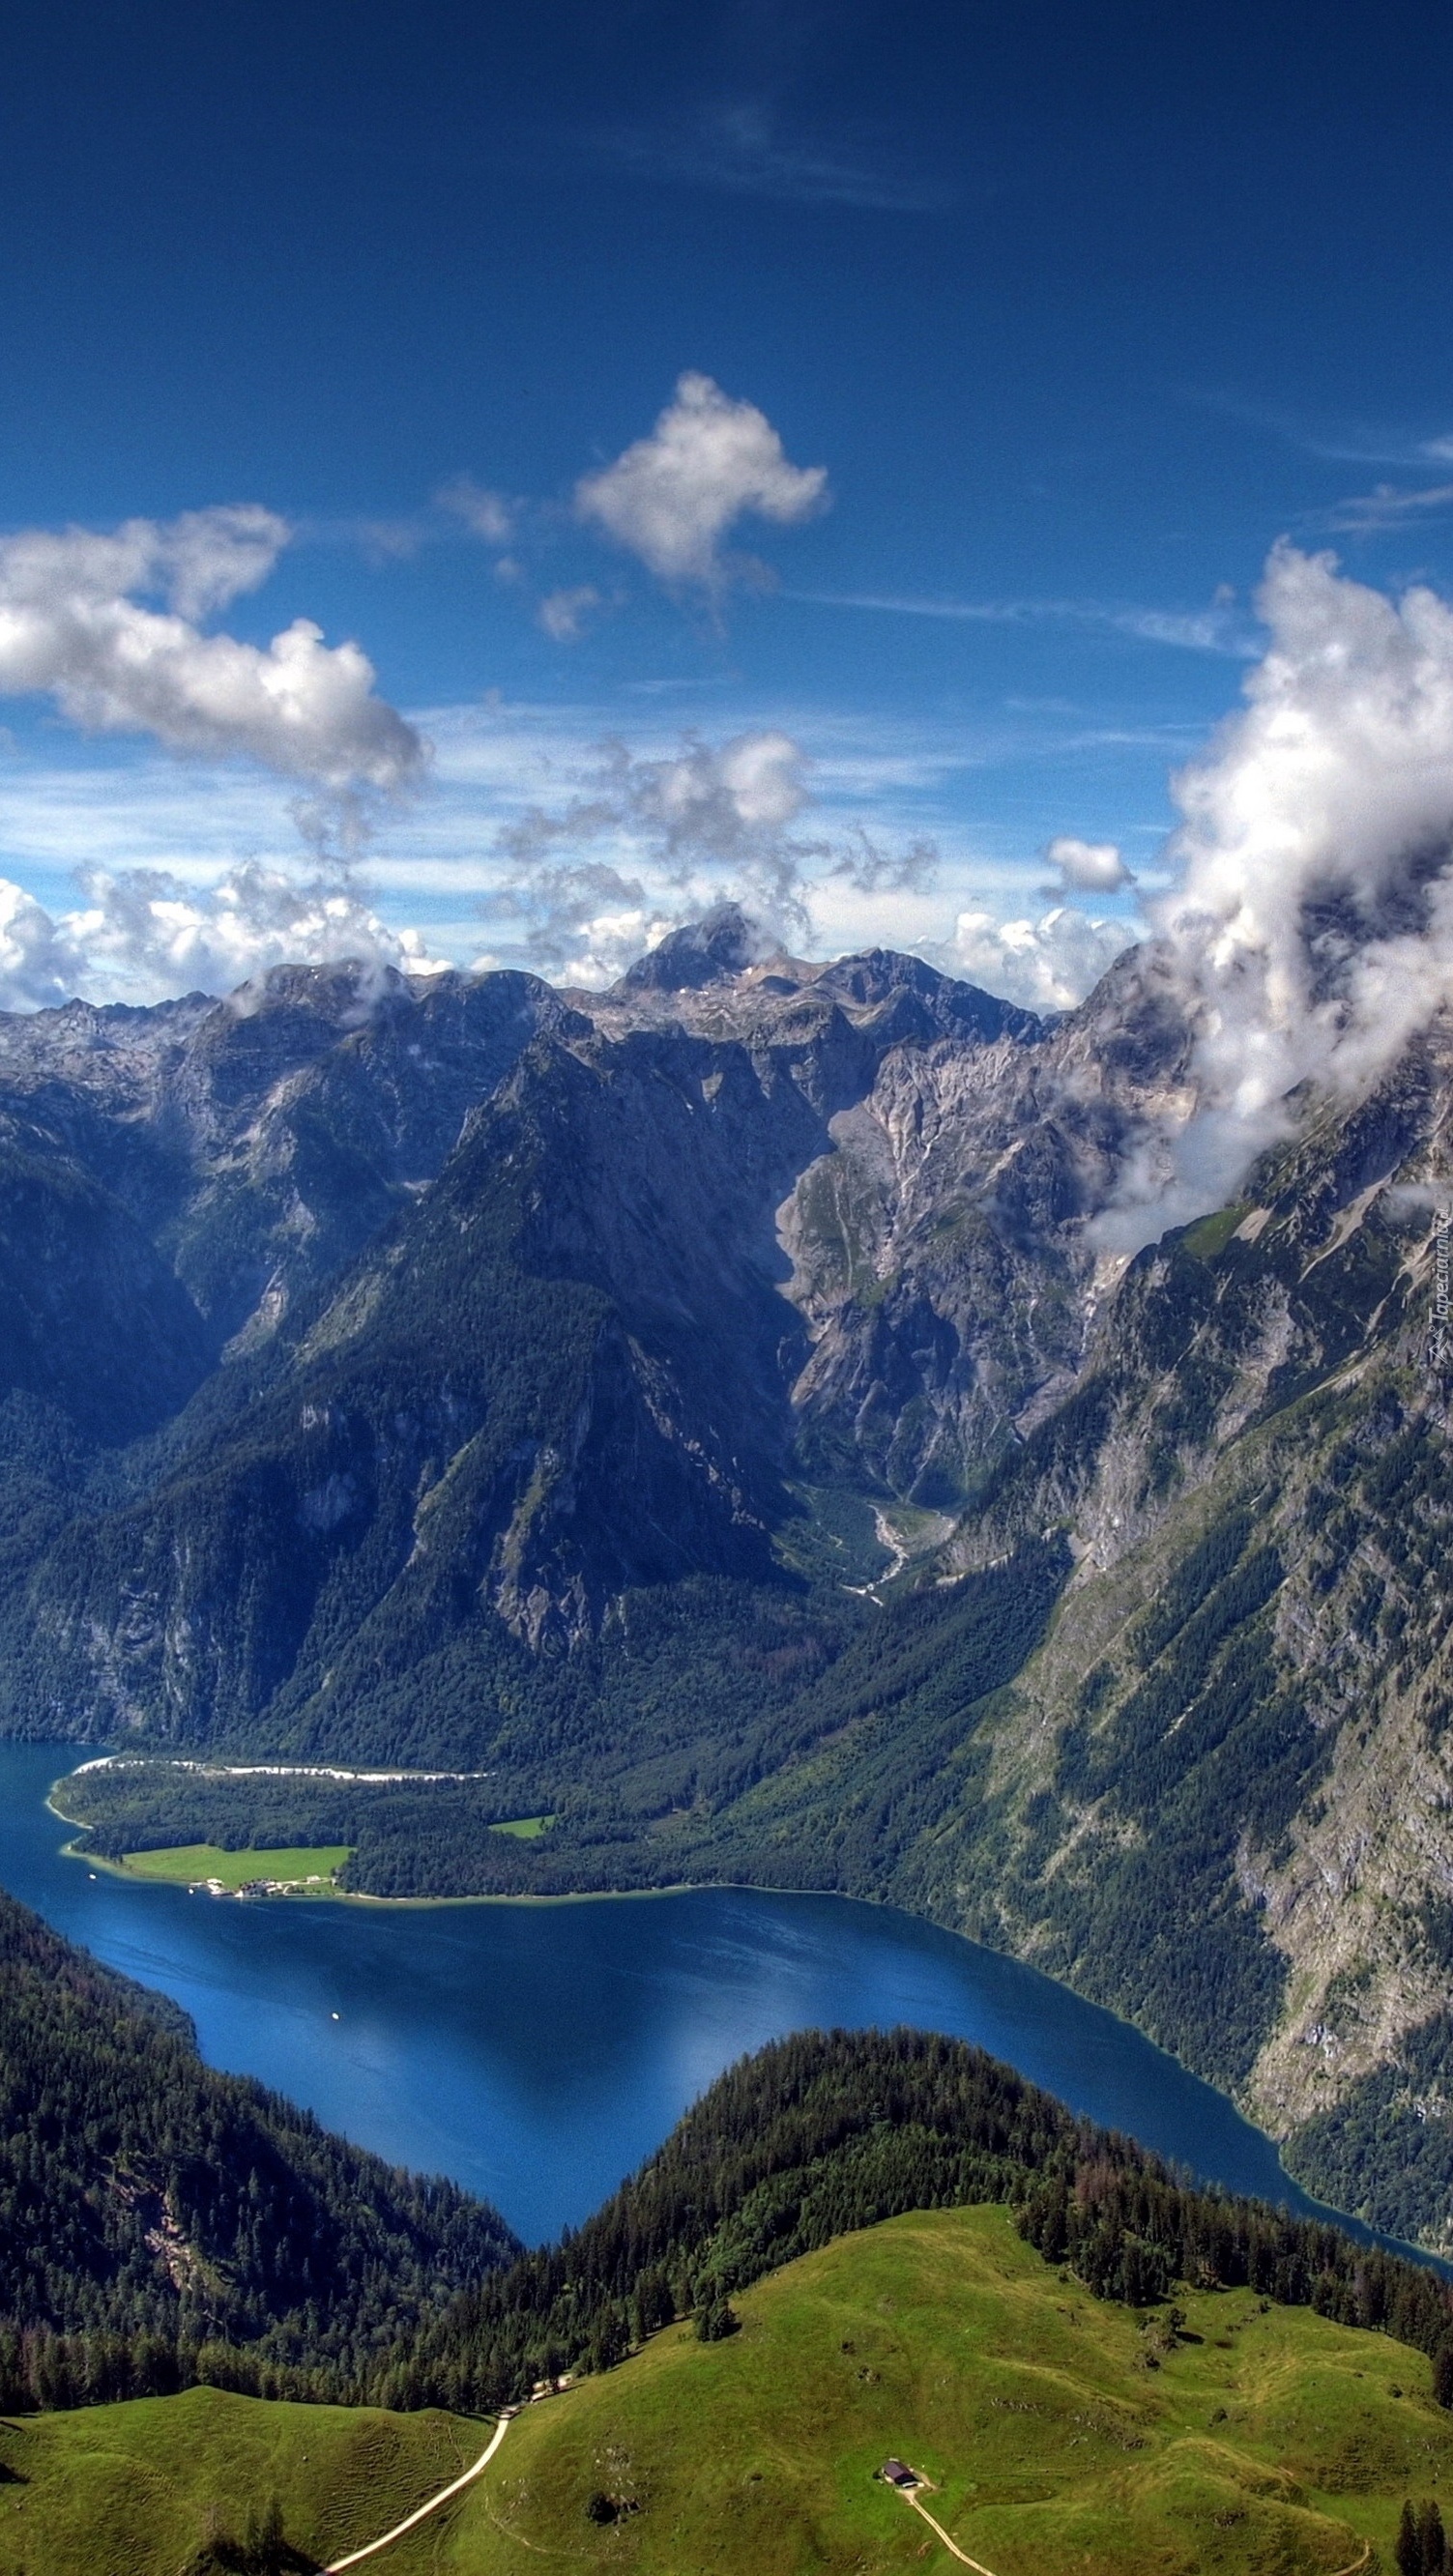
1101, 542, 1453, 1238
0, 861, 446, 1014
575, 373, 828, 587
0, 877, 73, 1011
0, 505, 435, 1012
479, 856, 663, 988
1044, 834, 1134, 893
953, 904, 1133, 1013
0, 507, 423, 792
624, 727, 808, 855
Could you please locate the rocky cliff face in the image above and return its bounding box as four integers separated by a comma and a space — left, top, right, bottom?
0, 927, 1071, 1712
5, 915, 1453, 2242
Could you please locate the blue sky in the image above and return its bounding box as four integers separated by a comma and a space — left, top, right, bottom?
4, 0, 1453, 1005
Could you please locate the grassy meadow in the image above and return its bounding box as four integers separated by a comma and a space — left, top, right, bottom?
427, 2204, 1438, 2574
92, 1843, 354, 1893
5, 2205, 1453, 2572
0, 2386, 472, 2575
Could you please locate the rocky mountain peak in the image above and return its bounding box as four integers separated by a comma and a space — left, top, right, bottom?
615, 901, 770, 993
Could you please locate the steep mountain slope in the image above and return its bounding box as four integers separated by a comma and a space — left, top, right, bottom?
0, 1886, 516, 2411
0, 928, 1057, 1747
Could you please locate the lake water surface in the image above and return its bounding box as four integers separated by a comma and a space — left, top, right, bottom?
0, 1741, 1359, 2247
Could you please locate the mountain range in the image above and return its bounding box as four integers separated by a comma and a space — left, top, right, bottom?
4, 905, 1451, 2250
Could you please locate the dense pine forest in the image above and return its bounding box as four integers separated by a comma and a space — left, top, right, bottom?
56, 1539, 1070, 1899
0, 1890, 517, 2411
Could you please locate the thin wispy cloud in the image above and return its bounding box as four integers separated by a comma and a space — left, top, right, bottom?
1186, 389, 1453, 469
1319, 480, 1453, 535
435, 478, 516, 544
788, 588, 1258, 656
582, 101, 953, 213
295, 512, 434, 565
537, 586, 605, 642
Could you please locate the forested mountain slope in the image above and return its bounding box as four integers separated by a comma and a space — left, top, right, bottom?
8, 912, 1453, 2243
0, 1887, 516, 2411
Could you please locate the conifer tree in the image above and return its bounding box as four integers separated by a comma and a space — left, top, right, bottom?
1399, 2501, 1422, 2576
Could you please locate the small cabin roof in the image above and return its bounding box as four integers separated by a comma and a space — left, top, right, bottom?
882, 2458, 915, 2483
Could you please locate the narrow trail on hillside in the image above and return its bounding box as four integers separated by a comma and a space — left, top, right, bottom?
323, 2411, 510, 2571
895, 2484, 1002, 2574
893, 2481, 1373, 2576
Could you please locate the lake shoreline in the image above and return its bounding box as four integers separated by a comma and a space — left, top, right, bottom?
8, 1741, 1430, 2266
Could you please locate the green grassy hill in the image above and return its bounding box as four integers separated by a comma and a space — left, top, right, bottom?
0, 2383, 472, 2575
430, 2204, 1436, 2574
7, 2204, 1453, 2574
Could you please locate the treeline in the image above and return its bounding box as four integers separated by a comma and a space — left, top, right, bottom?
0, 1890, 517, 2413
366, 2026, 1453, 2415
1018, 2161, 1453, 2380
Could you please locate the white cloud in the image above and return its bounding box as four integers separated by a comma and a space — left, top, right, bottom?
486, 727, 818, 974
0, 861, 447, 1013
639, 727, 808, 847
0, 876, 73, 1010
1044, 834, 1134, 892
477, 857, 668, 985
952, 904, 1132, 1012
575, 373, 828, 587
1098, 542, 1453, 1240
0, 693, 1163, 1012
482, 726, 949, 982
537, 585, 603, 642
437, 477, 515, 544
829, 826, 938, 894
0, 508, 423, 793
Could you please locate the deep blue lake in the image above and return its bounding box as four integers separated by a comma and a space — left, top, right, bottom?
0, 1741, 1360, 2249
